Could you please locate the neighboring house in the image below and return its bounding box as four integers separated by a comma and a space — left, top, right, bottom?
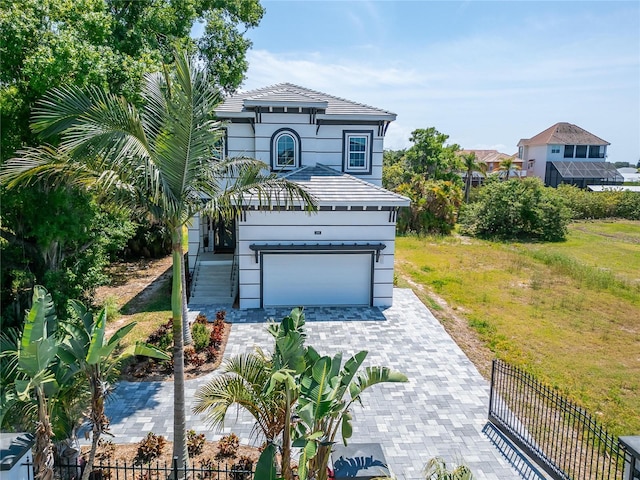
517, 122, 623, 188
458, 149, 523, 174
187, 83, 410, 309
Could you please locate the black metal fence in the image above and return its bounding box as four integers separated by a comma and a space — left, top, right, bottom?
23, 458, 254, 480
488, 359, 635, 480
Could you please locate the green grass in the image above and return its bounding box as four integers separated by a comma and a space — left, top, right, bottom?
395, 220, 640, 436
101, 276, 173, 358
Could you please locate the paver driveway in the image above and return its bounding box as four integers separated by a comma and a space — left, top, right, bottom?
104, 288, 545, 479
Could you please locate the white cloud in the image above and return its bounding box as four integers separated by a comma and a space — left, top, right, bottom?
241, 2, 639, 160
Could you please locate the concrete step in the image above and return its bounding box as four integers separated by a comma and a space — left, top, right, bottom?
199, 260, 233, 266
189, 296, 234, 305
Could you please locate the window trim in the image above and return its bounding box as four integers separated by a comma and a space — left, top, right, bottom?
270, 128, 301, 170
343, 130, 373, 174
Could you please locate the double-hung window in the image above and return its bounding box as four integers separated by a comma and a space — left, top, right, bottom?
343, 131, 372, 174
271, 129, 300, 170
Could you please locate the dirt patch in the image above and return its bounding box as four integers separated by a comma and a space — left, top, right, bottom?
95, 256, 173, 312
401, 274, 494, 380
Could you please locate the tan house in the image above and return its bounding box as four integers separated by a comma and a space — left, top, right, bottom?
458, 149, 523, 173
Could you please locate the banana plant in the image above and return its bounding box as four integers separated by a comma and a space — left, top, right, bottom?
294, 350, 408, 480
253, 309, 408, 480
1, 286, 60, 480
59, 300, 169, 480
265, 307, 308, 480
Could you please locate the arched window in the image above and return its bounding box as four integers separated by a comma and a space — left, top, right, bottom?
271, 129, 300, 170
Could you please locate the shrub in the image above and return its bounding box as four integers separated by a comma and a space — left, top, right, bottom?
195, 313, 208, 325
187, 429, 206, 457
147, 319, 173, 351
396, 178, 463, 234
204, 345, 218, 362
209, 318, 225, 348
230, 456, 254, 480
135, 433, 166, 464
184, 347, 205, 367
556, 184, 640, 220
192, 322, 210, 351
458, 178, 570, 241
94, 439, 115, 462
216, 433, 239, 458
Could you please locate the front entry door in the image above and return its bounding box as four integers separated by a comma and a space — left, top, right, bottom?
214, 216, 235, 253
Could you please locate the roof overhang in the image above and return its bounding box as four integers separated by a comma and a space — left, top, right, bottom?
316, 113, 396, 122
244, 99, 328, 109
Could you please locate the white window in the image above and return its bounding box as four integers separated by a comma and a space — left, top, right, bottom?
343, 131, 372, 173
271, 129, 300, 170
551, 146, 560, 154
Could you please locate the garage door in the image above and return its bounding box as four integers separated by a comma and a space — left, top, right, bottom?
262, 253, 372, 307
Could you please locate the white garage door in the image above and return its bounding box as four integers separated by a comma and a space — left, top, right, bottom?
262, 253, 372, 307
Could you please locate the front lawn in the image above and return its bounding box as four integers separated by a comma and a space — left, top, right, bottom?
395, 220, 640, 436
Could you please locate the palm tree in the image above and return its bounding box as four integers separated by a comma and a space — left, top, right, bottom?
1, 50, 315, 473
460, 152, 487, 202
498, 157, 521, 181
193, 350, 287, 442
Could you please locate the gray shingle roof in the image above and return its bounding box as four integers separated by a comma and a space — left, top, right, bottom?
216, 83, 396, 119
283, 164, 410, 207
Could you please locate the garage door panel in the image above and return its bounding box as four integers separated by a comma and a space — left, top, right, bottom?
263, 253, 371, 307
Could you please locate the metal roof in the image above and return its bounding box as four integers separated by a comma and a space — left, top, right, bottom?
283, 164, 410, 207
239, 164, 410, 208
549, 161, 624, 181
216, 83, 396, 120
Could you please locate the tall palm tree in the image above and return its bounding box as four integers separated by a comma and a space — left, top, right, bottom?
1, 50, 315, 473
461, 152, 487, 202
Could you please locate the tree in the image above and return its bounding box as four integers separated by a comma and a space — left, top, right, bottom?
0, 186, 135, 327
405, 128, 461, 181
0, 0, 264, 329
460, 152, 487, 203
458, 178, 570, 241
0, 286, 63, 480
193, 351, 287, 443
0, 0, 265, 161
202, 308, 408, 480
497, 157, 521, 181
396, 178, 463, 234
1, 50, 314, 474
59, 301, 169, 480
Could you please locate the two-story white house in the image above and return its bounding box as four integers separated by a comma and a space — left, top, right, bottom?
517, 122, 622, 187
187, 83, 409, 309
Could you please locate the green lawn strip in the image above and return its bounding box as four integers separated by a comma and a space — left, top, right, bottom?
106, 276, 172, 359
395, 223, 640, 436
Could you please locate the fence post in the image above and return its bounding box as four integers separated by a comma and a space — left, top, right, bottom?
619, 437, 640, 480
488, 359, 496, 418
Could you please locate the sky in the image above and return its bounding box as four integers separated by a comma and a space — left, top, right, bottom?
196, 1, 640, 164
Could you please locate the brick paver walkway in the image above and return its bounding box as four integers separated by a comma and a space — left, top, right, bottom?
101, 289, 546, 479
